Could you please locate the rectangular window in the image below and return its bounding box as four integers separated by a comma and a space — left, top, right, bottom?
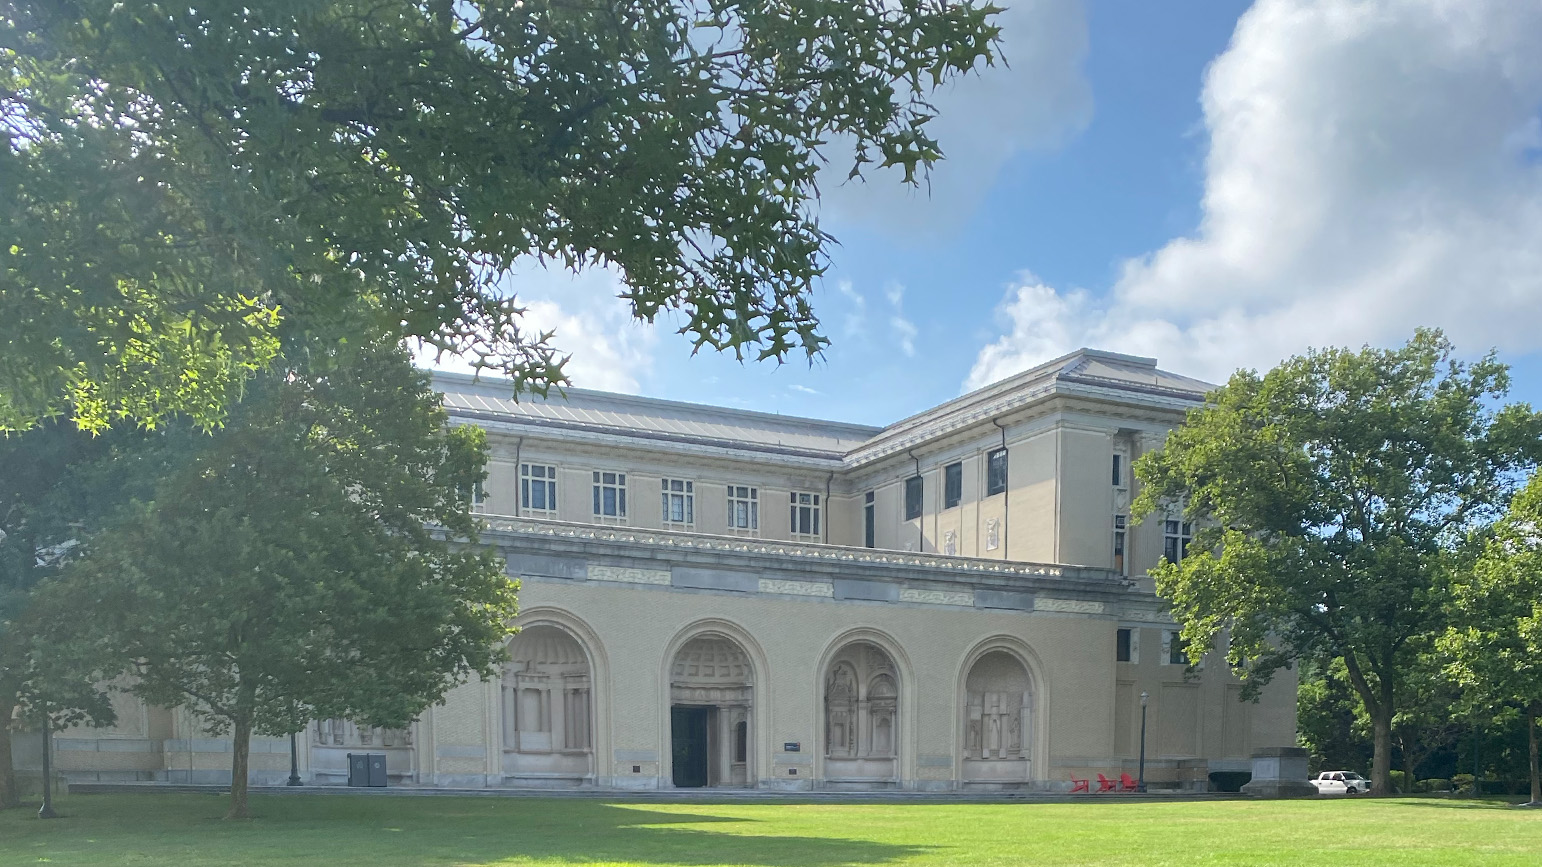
472, 480, 486, 511
1163, 519, 1193, 564
592, 471, 627, 521
944, 462, 963, 509
864, 491, 876, 548
520, 464, 557, 515
1112, 453, 1123, 487
986, 448, 1008, 496
661, 478, 694, 527
790, 491, 821, 538
1113, 515, 1127, 574
727, 486, 759, 534
1116, 628, 1133, 663
904, 475, 924, 520
1167, 630, 1189, 666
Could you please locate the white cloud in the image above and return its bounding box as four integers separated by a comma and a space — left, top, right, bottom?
419, 264, 658, 394
834, 279, 869, 341
968, 0, 1542, 390
821, 0, 1093, 233
885, 283, 918, 357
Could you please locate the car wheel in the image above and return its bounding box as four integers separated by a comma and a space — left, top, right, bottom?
1346, 786, 1362, 795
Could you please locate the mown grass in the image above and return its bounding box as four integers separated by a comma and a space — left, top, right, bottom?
0, 793, 1538, 866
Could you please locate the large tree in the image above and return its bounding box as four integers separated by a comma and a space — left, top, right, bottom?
35, 337, 517, 818
1, 0, 1003, 432
1442, 470, 1542, 805
1134, 330, 1542, 794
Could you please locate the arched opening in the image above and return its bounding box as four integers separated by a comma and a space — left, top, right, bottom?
823, 641, 900, 788
962, 649, 1032, 786
502, 625, 593, 787
669, 634, 753, 788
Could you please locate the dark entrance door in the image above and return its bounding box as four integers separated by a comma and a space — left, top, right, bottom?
671, 706, 710, 787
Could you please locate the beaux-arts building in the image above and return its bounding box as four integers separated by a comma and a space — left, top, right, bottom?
52, 349, 1296, 792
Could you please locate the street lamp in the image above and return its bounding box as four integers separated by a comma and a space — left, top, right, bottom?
1137, 691, 1149, 795
287, 730, 303, 786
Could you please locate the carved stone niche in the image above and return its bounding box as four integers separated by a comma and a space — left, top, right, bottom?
822, 641, 900, 789
962, 650, 1032, 787
502, 625, 593, 787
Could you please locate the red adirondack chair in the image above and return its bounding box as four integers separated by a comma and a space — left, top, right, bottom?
1069, 775, 1090, 794
1096, 773, 1118, 792
1119, 773, 1140, 792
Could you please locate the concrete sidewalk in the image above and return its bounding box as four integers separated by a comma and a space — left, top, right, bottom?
67, 780, 1247, 804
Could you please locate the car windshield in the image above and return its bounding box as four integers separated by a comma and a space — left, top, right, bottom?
1343, 773, 1363, 780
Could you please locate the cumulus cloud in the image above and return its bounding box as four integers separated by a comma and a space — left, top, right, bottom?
885, 283, 919, 357
821, 0, 1093, 233
419, 264, 658, 394
967, 0, 1542, 390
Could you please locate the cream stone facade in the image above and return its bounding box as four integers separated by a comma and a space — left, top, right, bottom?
50, 349, 1297, 792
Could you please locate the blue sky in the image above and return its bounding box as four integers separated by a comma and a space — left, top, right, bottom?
433, 0, 1542, 426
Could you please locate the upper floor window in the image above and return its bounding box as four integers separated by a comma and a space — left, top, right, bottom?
1112, 453, 1123, 487
1113, 515, 1127, 575
1163, 519, 1192, 564
727, 486, 759, 534
864, 491, 876, 549
944, 462, 963, 509
1165, 630, 1189, 666
661, 478, 694, 528
790, 491, 821, 538
986, 448, 1008, 496
904, 476, 924, 521
592, 471, 627, 521
471, 480, 486, 512
521, 464, 557, 515
1116, 628, 1134, 663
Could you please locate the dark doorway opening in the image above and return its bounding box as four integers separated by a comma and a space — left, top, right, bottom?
671, 706, 710, 787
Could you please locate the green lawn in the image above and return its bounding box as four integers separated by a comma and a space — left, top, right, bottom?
1, 794, 1538, 866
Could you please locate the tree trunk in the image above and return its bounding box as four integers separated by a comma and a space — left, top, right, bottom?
226, 717, 252, 820
1371, 710, 1394, 796
1529, 701, 1540, 807
0, 699, 17, 809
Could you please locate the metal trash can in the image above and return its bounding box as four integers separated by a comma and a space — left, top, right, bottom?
347, 753, 387, 787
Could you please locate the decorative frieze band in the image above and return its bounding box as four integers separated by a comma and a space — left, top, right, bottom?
899, 588, 974, 607
1034, 597, 1105, 614
587, 564, 671, 585
757, 578, 834, 598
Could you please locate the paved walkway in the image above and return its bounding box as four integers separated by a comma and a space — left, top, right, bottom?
68, 781, 1246, 804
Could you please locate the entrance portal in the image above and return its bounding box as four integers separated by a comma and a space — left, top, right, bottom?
668, 634, 754, 787
670, 706, 710, 787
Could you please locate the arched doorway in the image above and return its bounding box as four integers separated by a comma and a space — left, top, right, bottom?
501, 625, 593, 786
961, 649, 1032, 786
822, 641, 900, 788
669, 634, 753, 788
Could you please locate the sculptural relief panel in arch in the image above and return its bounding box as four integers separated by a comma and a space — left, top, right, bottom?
961, 650, 1032, 787
669, 634, 754, 788
502, 625, 593, 787
823, 641, 899, 788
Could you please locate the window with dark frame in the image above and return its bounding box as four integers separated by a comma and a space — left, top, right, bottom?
1112, 453, 1123, 487
1113, 515, 1127, 574
864, 491, 875, 548
986, 448, 1008, 496
904, 475, 924, 520
660, 478, 694, 526
1163, 519, 1193, 564
944, 462, 963, 509
521, 463, 557, 514
727, 485, 759, 532
790, 491, 821, 537
1168, 631, 1189, 666
592, 471, 627, 518
1116, 628, 1133, 662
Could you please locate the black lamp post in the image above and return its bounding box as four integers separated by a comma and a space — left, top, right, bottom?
1137, 690, 1149, 794
38, 700, 58, 819
287, 730, 303, 786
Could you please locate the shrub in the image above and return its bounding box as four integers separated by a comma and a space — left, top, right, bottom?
1416, 778, 1451, 793
1388, 770, 1407, 793
1451, 774, 1475, 795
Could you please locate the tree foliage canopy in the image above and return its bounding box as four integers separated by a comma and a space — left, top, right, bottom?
1133, 329, 1542, 792
35, 336, 517, 816
2, 0, 1003, 432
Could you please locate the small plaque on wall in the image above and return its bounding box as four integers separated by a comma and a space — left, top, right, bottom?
783, 742, 801, 752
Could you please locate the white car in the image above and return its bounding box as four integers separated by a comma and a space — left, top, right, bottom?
1311, 771, 1369, 795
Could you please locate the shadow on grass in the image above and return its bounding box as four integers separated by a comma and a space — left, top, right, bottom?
1, 794, 933, 867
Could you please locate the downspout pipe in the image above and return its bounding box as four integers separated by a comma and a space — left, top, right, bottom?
824, 470, 834, 544
511, 436, 523, 517
907, 450, 923, 552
